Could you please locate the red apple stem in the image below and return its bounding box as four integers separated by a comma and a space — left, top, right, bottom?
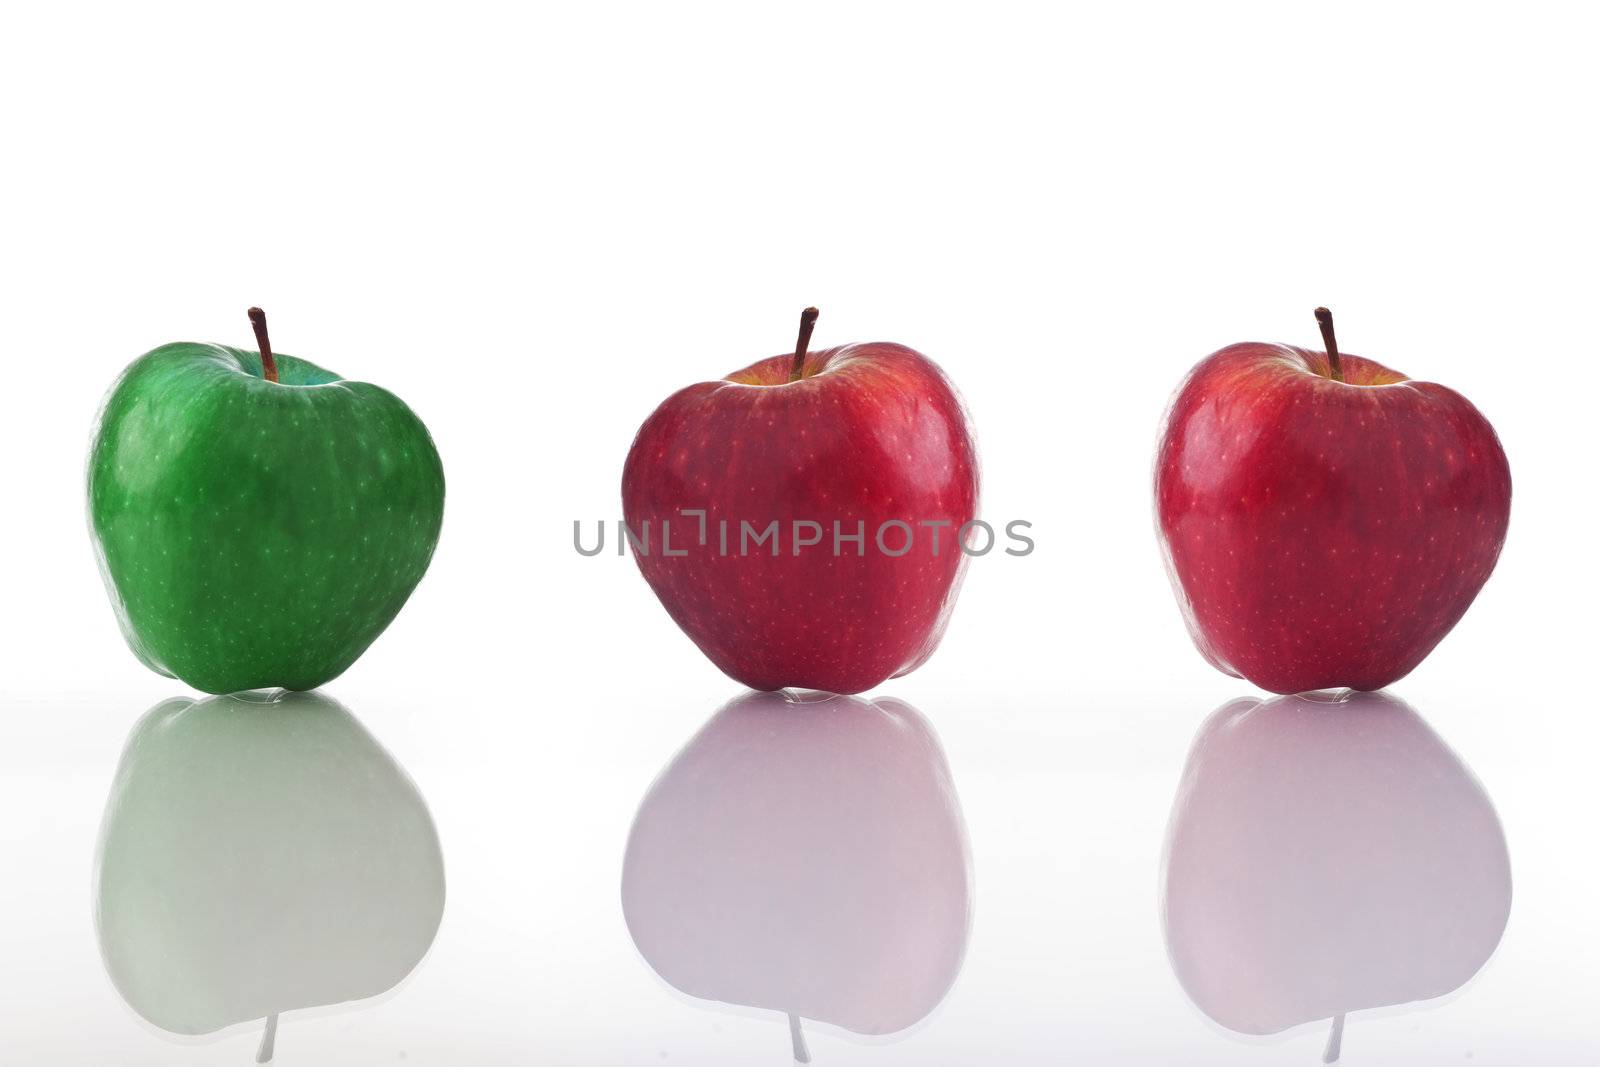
256, 1013, 279, 1063
1321, 1012, 1345, 1063
787, 1012, 811, 1063
247, 307, 280, 384
788, 307, 820, 383
1313, 307, 1344, 383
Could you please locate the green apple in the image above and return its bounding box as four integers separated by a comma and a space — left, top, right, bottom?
87, 309, 444, 694
95, 689, 445, 1059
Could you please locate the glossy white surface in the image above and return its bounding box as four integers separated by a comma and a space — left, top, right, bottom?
2, 675, 1594, 1064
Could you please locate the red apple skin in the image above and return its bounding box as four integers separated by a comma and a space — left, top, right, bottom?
622, 342, 978, 694
1155, 342, 1511, 694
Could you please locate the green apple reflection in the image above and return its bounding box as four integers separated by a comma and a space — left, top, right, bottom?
94, 689, 445, 1061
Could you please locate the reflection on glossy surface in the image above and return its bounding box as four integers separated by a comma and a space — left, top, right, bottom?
94, 690, 445, 1060
622, 690, 971, 1060
1161, 689, 1511, 1059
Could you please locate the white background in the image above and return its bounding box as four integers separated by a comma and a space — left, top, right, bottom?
2, 1, 1597, 1063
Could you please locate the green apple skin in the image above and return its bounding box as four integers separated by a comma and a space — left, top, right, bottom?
95, 690, 445, 1037
88, 342, 444, 694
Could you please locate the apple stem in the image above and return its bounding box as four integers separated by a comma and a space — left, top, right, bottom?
247, 307, 280, 384
1313, 307, 1344, 383
256, 1013, 279, 1063
1321, 1013, 1345, 1063
788, 1012, 811, 1063
788, 307, 820, 383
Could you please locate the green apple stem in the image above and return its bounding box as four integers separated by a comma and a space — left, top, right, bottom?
247, 307, 280, 384
788, 307, 820, 383
1321, 1013, 1345, 1063
1313, 306, 1344, 383
788, 1012, 811, 1063
256, 1013, 279, 1063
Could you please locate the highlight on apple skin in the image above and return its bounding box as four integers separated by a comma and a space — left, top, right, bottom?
1154, 309, 1511, 695
1162, 689, 1511, 1058
87, 308, 445, 695
621, 689, 971, 1059
621, 309, 979, 695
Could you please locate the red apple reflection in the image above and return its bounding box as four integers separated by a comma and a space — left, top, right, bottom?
621, 690, 971, 1060
1162, 690, 1511, 1060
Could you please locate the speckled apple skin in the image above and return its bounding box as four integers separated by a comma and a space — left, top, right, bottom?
622, 343, 979, 694
1155, 343, 1511, 694
88, 343, 445, 694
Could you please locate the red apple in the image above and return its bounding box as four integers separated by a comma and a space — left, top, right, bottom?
1155, 309, 1511, 694
622, 309, 979, 694
621, 689, 971, 1059
1162, 690, 1511, 1058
